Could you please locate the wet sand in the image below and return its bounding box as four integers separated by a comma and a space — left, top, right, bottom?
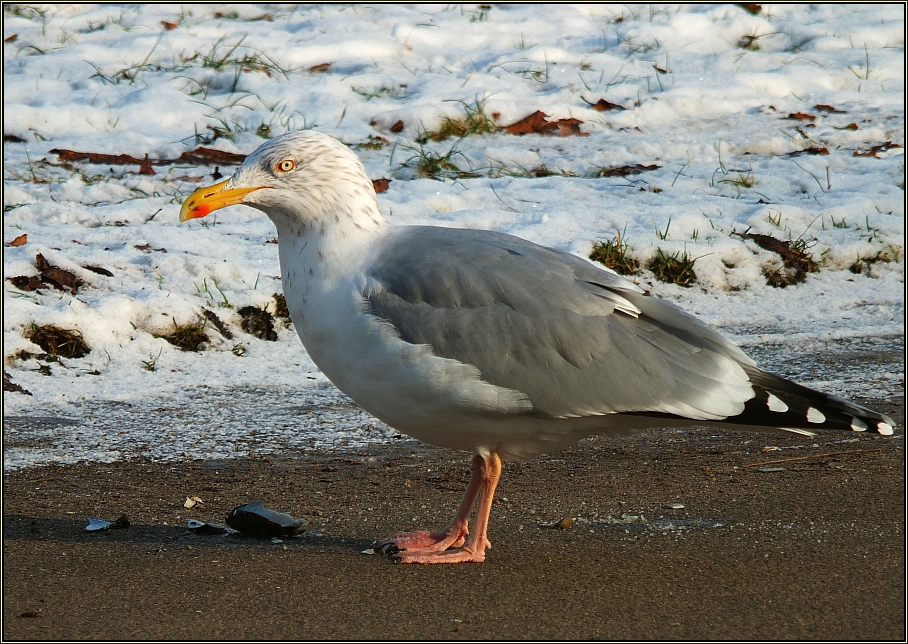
3, 414, 904, 640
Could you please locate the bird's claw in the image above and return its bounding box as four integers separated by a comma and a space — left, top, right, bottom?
374, 540, 401, 556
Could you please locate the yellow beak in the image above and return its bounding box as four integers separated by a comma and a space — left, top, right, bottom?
179, 179, 265, 222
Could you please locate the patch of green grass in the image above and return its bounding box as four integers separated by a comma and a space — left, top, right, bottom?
194, 277, 230, 307
648, 248, 697, 287
417, 98, 501, 143
589, 234, 639, 276
158, 318, 209, 352
200, 36, 290, 78
394, 140, 478, 180
718, 167, 756, 189
141, 348, 163, 372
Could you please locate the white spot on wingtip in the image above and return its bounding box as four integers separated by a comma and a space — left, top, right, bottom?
877, 422, 893, 436
767, 393, 788, 413
850, 418, 868, 432
806, 407, 826, 424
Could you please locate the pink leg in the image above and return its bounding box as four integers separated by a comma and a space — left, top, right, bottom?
377, 452, 503, 564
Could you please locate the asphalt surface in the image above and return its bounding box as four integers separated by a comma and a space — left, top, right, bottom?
3, 336, 905, 640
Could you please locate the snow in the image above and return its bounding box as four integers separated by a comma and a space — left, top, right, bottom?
3, 4, 904, 470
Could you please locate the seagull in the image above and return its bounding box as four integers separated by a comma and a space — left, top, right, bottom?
180, 131, 896, 564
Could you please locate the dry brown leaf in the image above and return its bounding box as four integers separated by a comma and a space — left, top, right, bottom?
6, 234, 27, 247
160, 21, 177, 30
853, 141, 902, 158
505, 110, 554, 135
134, 244, 167, 253
583, 97, 626, 112
309, 62, 331, 73
592, 164, 660, 178
787, 112, 816, 122
814, 104, 845, 113
788, 146, 829, 157
372, 178, 391, 194
82, 265, 113, 277
35, 253, 81, 294
173, 147, 246, 165
4, 34, 18, 43
9, 275, 45, 291
50, 147, 246, 167
556, 117, 588, 137
505, 111, 587, 136
389, 120, 405, 133
50, 149, 146, 165
138, 154, 155, 176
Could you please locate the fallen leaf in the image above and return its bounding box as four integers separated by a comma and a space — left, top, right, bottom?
50, 149, 146, 165
3, 133, 25, 142
138, 154, 155, 175
134, 243, 167, 253
853, 141, 902, 158
788, 146, 829, 157
814, 104, 845, 113
35, 253, 81, 294
389, 120, 405, 133
160, 21, 177, 30
6, 234, 27, 247
738, 3, 762, 14
504, 111, 587, 137
556, 117, 588, 137
9, 275, 45, 291
591, 163, 660, 178
173, 147, 246, 165
82, 265, 113, 277
50, 147, 246, 167
505, 110, 553, 135
372, 178, 391, 193
309, 62, 331, 73
787, 112, 816, 122
583, 97, 626, 111
4, 34, 18, 43
732, 231, 817, 282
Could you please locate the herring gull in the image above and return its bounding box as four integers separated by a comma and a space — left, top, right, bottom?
180, 131, 896, 564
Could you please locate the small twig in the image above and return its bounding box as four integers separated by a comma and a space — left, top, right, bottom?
744, 448, 883, 468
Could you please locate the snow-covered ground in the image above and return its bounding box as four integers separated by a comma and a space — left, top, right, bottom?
3, 4, 904, 470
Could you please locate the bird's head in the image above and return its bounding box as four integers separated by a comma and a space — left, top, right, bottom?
180, 131, 383, 233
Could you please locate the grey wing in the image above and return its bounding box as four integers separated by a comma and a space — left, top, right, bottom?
364, 226, 756, 421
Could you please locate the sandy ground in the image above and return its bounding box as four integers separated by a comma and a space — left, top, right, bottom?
3, 409, 904, 640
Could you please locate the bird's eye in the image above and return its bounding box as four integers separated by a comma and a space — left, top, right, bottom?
275, 160, 295, 173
